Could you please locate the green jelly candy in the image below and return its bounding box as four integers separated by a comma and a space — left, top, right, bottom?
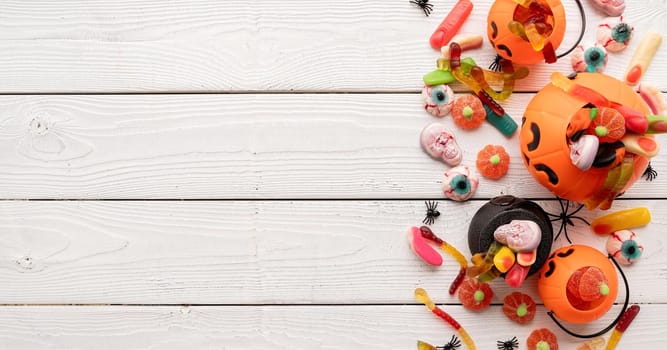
483, 104, 518, 137
423, 69, 455, 86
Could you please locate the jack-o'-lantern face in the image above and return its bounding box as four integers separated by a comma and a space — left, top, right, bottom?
537, 245, 618, 323
520, 73, 651, 204
487, 0, 566, 65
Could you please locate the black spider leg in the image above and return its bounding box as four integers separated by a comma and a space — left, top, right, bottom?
436, 335, 461, 350
497, 336, 519, 350
410, 0, 433, 16
489, 54, 503, 72
546, 197, 590, 244
643, 161, 658, 181
422, 200, 439, 225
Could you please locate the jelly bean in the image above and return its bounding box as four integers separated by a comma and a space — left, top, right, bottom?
590, 207, 651, 235
624, 32, 662, 85
429, 0, 474, 50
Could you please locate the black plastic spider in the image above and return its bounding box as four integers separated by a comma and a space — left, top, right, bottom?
410, 0, 433, 16
497, 336, 519, 350
423, 200, 441, 225
436, 335, 461, 350
643, 162, 658, 181
489, 54, 503, 72
546, 197, 590, 244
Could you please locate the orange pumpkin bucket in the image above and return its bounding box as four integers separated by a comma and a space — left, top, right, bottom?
487, 0, 567, 64
520, 72, 653, 209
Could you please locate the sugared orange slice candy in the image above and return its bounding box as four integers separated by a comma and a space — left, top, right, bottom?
589, 107, 626, 143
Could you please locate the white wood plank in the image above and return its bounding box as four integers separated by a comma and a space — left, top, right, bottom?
0, 199, 663, 304
0, 0, 664, 92
0, 304, 664, 349
1, 94, 666, 199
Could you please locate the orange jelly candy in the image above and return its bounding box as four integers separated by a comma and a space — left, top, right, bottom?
502, 292, 537, 324
589, 107, 626, 142
458, 278, 493, 311
527, 328, 559, 350
476, 144, 510, 179
451, 94, 486, 130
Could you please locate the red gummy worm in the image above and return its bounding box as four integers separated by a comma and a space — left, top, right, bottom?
429, 0, 474, 50
449, 42, 462, 70
476, 91, 505, 116
420, 226, 444, 245
432, 307, 462, 330
616, 304, 640, 332
449, 267, 466, 295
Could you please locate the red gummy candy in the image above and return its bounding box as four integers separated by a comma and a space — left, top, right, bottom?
458, 278, 493, 311
502, 292, 536, 324
527, 328, 559, 350
578, 266, 608, 302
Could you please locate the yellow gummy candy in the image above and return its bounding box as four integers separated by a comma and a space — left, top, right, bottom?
493, 245, 516, 273
591, 207, 651, 235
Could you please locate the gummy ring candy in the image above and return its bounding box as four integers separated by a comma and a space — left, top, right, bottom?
502, 292, 536, 324
606, 229, 644, 265
422, 84, 455, 117
571, 45, 608, 73
597, 17, 633, 53
458, 278, 493, 311
526, 328, 559, 350
476, 144, 510, 179
442, 165, 479, 201
450, 94, 486, 129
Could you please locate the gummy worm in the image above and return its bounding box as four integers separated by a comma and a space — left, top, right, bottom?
415, 288, 476, 350
449, 43, 506, 115
470, 59, 521, 101
605, 304, 640, 350
419, 226, 468, 294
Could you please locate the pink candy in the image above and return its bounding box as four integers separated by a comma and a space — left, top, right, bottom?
588, 0, 625, 17
493, 220, 542, 252
420, 123, 463, 166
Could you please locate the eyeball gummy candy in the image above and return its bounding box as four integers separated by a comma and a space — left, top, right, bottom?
443, 165, 479, 201
597, 17, 633, 52
571, 45, 608, 73
422, 84, 455, 117
606, 230, 643, 265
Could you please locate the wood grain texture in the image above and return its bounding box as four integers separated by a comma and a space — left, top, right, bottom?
1, 94, 666, 199
0, 199, 663, 304
0, 304, 665, 349
0, 0, 664, 92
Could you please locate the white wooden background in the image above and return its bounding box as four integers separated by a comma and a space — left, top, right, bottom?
0, 0, 666, 349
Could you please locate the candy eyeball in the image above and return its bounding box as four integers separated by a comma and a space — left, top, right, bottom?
606, 230, 644, 265
571, 45, 608, 73
420, 123, 463, 166
569, 134, 599, 171
597, 17, 634, 52
422, 84, 455, 117
443, 165, 479, 201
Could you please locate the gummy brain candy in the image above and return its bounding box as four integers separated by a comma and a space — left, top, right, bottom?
458, 278, 493, 311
